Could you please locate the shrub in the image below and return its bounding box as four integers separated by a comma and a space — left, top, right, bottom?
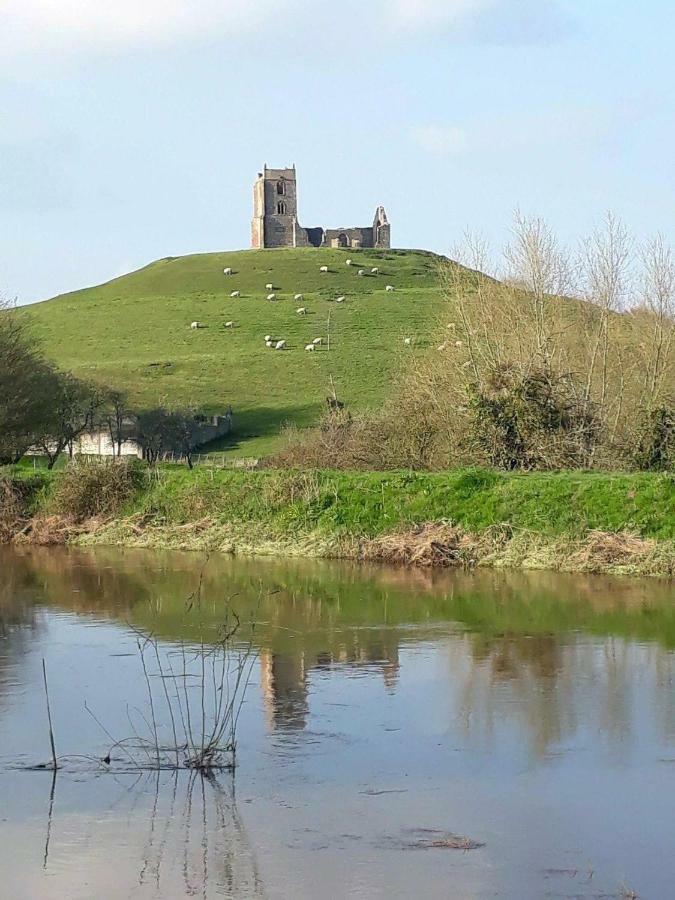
632, 405, 674, 471
467, 366, 599, 470
48, 458, 147, 521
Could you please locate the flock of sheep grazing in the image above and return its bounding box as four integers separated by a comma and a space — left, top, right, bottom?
189, 258, 405, 349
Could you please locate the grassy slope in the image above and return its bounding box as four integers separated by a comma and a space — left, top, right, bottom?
22, 247, 445, 456
130, 467, 675, 540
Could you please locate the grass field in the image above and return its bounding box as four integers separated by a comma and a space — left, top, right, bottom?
22, 247, 448, 456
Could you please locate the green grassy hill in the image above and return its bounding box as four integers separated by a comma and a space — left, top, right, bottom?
23, 247, 448, 456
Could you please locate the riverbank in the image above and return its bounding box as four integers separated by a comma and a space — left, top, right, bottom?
2, 465, 674, 576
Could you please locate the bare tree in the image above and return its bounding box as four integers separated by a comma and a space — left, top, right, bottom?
636, 234, 675, 407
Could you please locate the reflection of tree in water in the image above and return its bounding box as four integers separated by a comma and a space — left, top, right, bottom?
0, 550, 42, 711
453, 630, 675, 760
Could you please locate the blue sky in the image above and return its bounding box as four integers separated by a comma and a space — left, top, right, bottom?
1, 0, 674, 304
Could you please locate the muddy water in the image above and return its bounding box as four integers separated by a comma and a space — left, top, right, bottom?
1, 546, 674, 899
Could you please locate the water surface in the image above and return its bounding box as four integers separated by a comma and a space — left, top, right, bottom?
1, 546, 674, 898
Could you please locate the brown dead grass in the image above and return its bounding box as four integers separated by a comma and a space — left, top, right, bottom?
360, 521, 513, 568
361, 522, 475, 567
14, 514, 94, 546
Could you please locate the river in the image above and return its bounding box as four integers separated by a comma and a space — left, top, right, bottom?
1, 546, 674, 899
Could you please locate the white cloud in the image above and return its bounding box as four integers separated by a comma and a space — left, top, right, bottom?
0, 0, 281, 54
388, 0, 496, 30
0, 0, 571, 59
412, 108, 619, 159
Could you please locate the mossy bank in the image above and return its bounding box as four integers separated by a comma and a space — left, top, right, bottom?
3, 464, 674, 577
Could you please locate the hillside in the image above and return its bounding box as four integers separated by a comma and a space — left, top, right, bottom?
22, 247, 449, 456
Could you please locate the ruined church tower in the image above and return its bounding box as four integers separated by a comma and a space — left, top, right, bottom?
251, 164, 390, 250
251, 165, 303, 249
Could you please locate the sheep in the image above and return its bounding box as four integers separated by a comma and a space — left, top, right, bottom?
312, 337, 323, 345
265, 340, 274, 347
437, 341, 448, 352
454, 340, 464, 348
346, 259, 353, 266
371, 267, 379, 275
304, 343, 315, 351
403, 337, 412, 346
357, 269, 365, 276
336, 296, 345, 303
225, 321, 235, 328
267, 293, 277, 301
190, 321, 201, 329
223, 267, 232, 276
275, 340, 287, 350
296, 307, 307, 315
264, 335, 272, 342
265, 283, 274, 290
294, 293, 304, 301
320, 265, 329, 273
385, 285, 395, 292
230, 290, 240, 298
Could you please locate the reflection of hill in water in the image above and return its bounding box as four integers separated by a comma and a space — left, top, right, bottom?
4, 545, 674, 647
4, 545, 675, 755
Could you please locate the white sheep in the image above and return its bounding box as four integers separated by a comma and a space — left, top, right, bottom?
296, 307, 307, 315
264, 335, 272, 342
294, 293, 304, 301
230, 290, 240, 298
346, 259, 352, 266
455, 340, 464, 348
437, 341, 448, 351
312, 337, 322, 345
265, 283, 274, 290
336, 296, 345, 303
403, 337, 412, 346
275, 340, 287, 350
265, 340, 274, 348
225, 321, 235, 328
371, 267, 379, 275
190, 321, 201, 329
223, 267, 232, 275
304, 343, 315, 351
357, 269, 365, 276
385, 285, 395, 292
267, 293, 276, 301
320, 265, 329, 273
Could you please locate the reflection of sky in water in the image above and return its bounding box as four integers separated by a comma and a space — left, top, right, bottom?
1, 547, 675, 898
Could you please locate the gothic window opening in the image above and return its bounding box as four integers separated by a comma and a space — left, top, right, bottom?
277, 201, 287, 214
276, 181, 286, 195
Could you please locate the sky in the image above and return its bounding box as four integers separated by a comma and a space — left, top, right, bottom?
1, 0, 674, 304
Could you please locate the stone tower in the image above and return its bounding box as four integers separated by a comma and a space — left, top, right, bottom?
251, 165, 303, 249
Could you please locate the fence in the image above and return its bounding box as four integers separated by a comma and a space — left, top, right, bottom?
158, 452, 262, 470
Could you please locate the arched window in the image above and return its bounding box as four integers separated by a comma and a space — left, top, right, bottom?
276, 181, 285, 196
277, 201, 287, 214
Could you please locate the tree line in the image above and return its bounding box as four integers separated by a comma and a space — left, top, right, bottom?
275, 213, 674, 472
0, 303, 207, 469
